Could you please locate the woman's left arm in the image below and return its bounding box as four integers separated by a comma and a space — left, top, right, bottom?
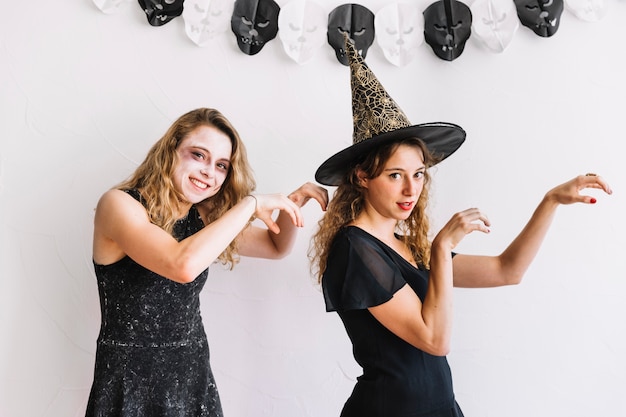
452, 174, 612, 288
238, 182, 328, 259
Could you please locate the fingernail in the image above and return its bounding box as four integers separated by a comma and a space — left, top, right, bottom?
590, 198, 597, 204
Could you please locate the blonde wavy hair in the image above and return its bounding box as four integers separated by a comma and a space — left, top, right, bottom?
309, 137, 440, 283
117, 108, 256, 268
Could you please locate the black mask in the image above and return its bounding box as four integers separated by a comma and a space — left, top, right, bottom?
138, 0, 184, 26
423, 0, 472, 61
231, 0, 280, 55
327, 4, 375, 66
513, 0, 563, 37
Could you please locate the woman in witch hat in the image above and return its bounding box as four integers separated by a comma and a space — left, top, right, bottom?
309, 35, 612, 417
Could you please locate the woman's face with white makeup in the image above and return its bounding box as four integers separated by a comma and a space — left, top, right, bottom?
173, 125, 232, 204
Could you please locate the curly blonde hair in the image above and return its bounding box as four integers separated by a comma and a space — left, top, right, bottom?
117, 108, 256, 268
309, 137, 440, 283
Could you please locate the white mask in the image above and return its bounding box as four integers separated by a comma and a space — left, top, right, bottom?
374, 2, 424, 67
278, 0, 326, 64
183, 0, 235, 47
471, 0, 519, 53
93, 0, 132, 14
565, 0, 608, 22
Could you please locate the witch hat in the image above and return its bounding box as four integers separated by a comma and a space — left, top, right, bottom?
315, 33, 466, 186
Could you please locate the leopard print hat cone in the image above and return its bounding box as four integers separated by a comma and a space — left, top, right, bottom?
315, 33, 466, 186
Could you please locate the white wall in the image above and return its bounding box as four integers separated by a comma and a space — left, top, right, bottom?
1, 1, 625, 416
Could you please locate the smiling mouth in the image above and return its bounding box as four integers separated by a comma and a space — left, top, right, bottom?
190, 178, 209, 189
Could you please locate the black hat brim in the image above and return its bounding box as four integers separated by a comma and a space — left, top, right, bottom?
315, 122, 466, 186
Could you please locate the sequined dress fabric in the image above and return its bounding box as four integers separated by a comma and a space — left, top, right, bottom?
85, 189, 222, 417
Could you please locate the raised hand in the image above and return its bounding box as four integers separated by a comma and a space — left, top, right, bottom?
252, 193, 303, 234
288, 182, 329, 211
545, 173, 612, 206
433, 207, 491, 252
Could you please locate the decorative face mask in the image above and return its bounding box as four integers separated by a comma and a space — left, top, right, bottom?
375, 2, 424, 67
93, 0, 131, 14
183, 0, 235, 47
327, 4, 375, 66
231, 0, 280, 55
470, 0, 519, 53
423, 0, 473, 61
138, 0, 184, 26
278, 0, 326, 64
565, 0, 607, 22
513, 0, 564, 37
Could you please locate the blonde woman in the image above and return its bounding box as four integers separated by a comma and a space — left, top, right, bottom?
85, 108, 327, 416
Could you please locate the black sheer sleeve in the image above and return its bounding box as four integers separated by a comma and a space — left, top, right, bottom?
323, 227, 407, 312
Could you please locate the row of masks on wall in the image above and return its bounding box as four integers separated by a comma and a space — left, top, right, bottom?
94, 0, 608, 65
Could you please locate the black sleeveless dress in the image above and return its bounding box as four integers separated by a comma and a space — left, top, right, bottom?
322, 226, 464, 417
85, 189, 222, 417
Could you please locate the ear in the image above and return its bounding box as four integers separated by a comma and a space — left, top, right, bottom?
356, 168, 369, 188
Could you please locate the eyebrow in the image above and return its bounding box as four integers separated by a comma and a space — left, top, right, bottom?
384, 166, 426, 172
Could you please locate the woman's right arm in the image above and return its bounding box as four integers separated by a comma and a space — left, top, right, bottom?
93, 190, 301, 284
368, 208, 491, 356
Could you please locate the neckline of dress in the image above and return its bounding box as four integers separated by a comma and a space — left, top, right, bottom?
345, 225, 420, 270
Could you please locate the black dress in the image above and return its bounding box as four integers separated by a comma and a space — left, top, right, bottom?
85, 189, 223, 417
322, 226, 464, 417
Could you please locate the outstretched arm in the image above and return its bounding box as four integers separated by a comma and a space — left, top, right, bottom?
94, 190, 303, 284
452, 174, 613, 288
237, 182, 328, 259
